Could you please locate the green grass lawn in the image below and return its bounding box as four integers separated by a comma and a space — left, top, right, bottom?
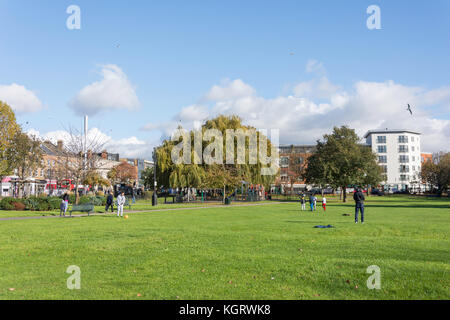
0, 196, 448, 300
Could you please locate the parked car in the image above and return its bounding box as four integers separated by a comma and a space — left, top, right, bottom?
371, 188, 385, 196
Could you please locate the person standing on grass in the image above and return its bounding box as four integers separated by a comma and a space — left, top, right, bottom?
353, 188, 365, 224
60, 193, 69, 217
117, 191, 126, 217
322, 196, 327, 211
309, 194, 315, 212
300, 194, 306, 211
313, 195, 317, 211
131, 187, 136, 204
105, 191, 114, 213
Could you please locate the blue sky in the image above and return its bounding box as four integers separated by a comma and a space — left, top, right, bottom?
0, 0, 449, 157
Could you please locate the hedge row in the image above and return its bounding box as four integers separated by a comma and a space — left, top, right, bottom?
0, 195, 107, 211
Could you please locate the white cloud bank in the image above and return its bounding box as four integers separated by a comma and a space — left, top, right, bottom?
69, 64, 140, 116
0, 83, 43, 113
143, 63, 450, 153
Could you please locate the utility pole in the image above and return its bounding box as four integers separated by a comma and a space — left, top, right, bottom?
152, 147, 157, 206
84, 115, 88, 195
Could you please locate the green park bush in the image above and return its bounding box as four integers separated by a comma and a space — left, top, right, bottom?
0, 197, 23, 210
78, 195, 106, 206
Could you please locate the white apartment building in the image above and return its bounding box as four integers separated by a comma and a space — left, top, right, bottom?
364, 130, 422, 192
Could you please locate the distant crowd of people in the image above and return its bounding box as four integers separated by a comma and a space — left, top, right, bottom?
298, 188, 366, 224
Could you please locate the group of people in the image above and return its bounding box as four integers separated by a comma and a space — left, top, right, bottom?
299, 194, 327, 212
105, 191, 127, 217
298, 188, 366, 224
59, 190, 128, 218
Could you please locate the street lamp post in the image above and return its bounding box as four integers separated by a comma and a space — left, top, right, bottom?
152, 147, 157, 206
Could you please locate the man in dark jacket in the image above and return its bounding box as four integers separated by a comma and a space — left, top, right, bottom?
105, 191, 114, 213
353, 188, 365, 224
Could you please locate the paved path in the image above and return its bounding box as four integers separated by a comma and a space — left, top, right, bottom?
0, 202, 285, 221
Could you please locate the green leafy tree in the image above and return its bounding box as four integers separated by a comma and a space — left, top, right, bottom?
304, 126, 383, 202
141, 166, 155, 190
9, 131, 43, 197
0, 101, 20, 179
155, 115, 277, 203
421, 152, 450, 195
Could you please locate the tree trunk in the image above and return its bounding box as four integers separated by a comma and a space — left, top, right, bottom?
75, 179, 80, 204
343, 186, 347, 203
223, 185, 226, 204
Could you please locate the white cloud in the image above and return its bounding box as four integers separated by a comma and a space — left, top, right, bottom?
204, 79, 255, 101
293, 77, 341, 100
151, 76, 449, 153
69, 64, 140, 116
0, 83, 43, 113
306, 59, 326, 76
176, 104, 210, 122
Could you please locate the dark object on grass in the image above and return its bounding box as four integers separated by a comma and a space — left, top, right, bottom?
314, 225, 334, 228
343, 214, 351, 216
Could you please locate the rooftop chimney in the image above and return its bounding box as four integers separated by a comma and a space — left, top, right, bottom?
57, 140, 63, 150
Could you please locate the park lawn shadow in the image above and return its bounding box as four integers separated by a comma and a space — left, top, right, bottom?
335, 204, 450, 209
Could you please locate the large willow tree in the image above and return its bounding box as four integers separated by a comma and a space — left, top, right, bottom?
156, 115, 278, 201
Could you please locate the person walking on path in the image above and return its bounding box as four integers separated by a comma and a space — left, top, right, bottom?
322, 196, 327, 211
353, 188, 365, 224
60, 193, 69, 217
309, 194, 315, 212
105, 191, 114, 213
117, 191, 126, 217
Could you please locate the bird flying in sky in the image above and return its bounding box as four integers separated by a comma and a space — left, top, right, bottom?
406, 104, 413, 115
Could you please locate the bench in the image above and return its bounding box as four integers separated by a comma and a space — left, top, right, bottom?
69, 204, 95, 217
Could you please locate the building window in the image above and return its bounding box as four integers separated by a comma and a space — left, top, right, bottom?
380, 165, 387, 173
412, 156, 415, 162
280, 157, 289, 167
378, 156, 387, 163
411, 146, 415, 152
399, 165, 409, 173
398, 145, 409, 153
296, 157, 304, 164
399, 155, 409, 163
377, 136, 386, 143
377, 145, 387, 153
398, 135, 408, 143
400, 175, 409, 181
